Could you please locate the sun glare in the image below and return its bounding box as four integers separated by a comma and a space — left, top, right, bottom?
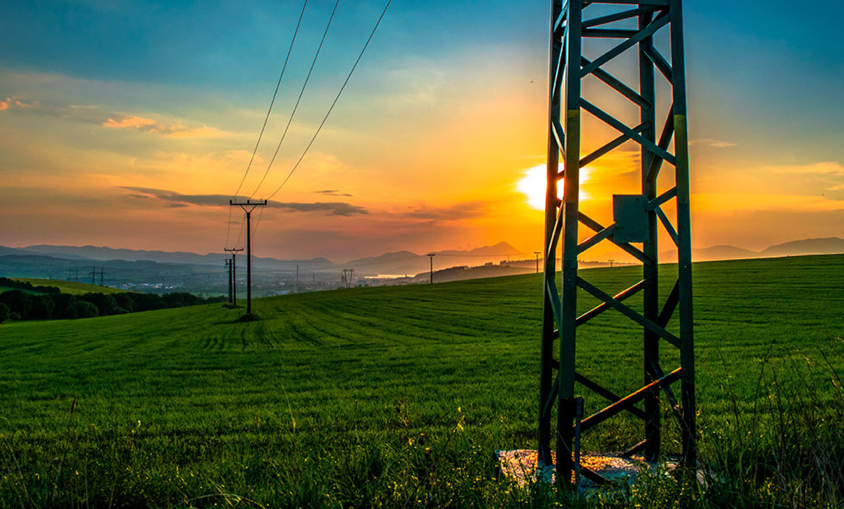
517, 164, 591, 210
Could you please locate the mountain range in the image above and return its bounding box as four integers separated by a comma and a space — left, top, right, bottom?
7, 242, 524, 275
664, 237, 844, 262
1, 238, 841, 295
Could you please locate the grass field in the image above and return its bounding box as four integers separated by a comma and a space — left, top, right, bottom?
0, 255, 842, 507
4, 278, 125, 295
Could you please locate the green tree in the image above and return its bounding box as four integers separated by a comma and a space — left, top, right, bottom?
29, 295, 56, 320
80, 293, 124, 316
131, 292, 166, 311
0, 302, 9, 323
72, 300, 99, 318
0, 290, 32, 317
50, 294, 77, 319
113, 293, 136, 313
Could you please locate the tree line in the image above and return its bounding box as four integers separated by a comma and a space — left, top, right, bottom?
0, 277, 224, 323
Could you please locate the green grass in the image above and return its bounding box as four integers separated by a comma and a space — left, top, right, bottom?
7, 278, 125, 295
0, 255, 842, 507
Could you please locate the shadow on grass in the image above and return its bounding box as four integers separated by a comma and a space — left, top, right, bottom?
235, 313, 260, 323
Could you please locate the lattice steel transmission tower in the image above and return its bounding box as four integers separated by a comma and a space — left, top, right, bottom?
539, 0, 695, 486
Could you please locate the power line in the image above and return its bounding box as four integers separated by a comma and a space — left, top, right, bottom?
264, 0, 393, 202
243, 0, 393, 245
225, 205, 236, 249
227, 0, 309, 249
249, 0, 340, 200
232, 0, 310, 200
233, 214, 247, 250
250, 204, 268, 239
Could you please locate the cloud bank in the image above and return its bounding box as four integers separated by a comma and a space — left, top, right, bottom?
123, 187, 368, 216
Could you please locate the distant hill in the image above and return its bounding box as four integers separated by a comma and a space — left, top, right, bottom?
693, 245, 759, 261
437, 242, 522, 257
346, 242, 524, 276
659, 237, 844, 262
0, 246, 25, 256
5, 237, 841, 292
24, 244, 216, 264
660, 245, 758, 262
0, 242, 525, 295
761, 237, 844, 257
345, 251, 422, 276
19, 244, 335, 271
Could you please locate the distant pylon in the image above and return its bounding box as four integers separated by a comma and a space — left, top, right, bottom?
342, 268, 355, 289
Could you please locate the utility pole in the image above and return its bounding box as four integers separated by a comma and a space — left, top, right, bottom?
99, 268, 106, 286
225, 259, 233, 304
296, 264, 299, 294
427, 253, 436, 284
230, 199, 266, 314
534, 251, 541, 273
225, 247, 244, 307
90, 266, 96, 285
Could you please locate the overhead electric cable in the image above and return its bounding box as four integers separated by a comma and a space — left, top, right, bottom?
249, 0, 340, 199
226, 0, 308, 249
251, 205, 268, 240
251, 0, 392, 240
232, 0, 310, 200
264, 0, 393, 202
234, 215, 247, 251
225, 205, 235, 249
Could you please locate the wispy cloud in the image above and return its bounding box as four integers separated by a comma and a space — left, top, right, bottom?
1, 94, 227, 139
397, 202, 487, 221
164, 126, 221, 139
314, 189, 352, 197
0, 97, 39, 111
103, 115, 222, 139
690, 138, 737, 148
103, 116, 158, 129
122, 187, 367, 216
769, 161, 844, 177
265, 201, 367, 216
768, 161, 844, 196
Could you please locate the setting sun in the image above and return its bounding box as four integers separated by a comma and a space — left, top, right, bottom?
517, 164, 591, 210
